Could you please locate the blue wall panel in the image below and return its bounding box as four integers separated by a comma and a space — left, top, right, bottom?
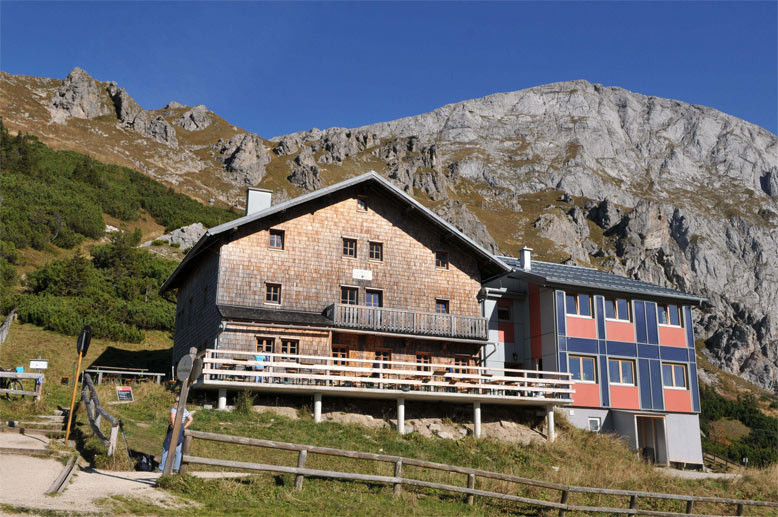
556, 291, 566, 336
595, 296, 606, 339
689, 363, 700, 412
634, 301, 647, 343
638, 359, 652, 409
598, 340, 606, 355
649, 360, 664, 410
684, 306, 695, 348
600, 355, 610, 407
559, 352, 567, 372
558, 336, 566, 351
660, 346, 688, 362
567, 338, 598, 354
688, 349, 696, 363
646, 302, 659, 345
607, 341, 637, 357
638, 344, 660, 359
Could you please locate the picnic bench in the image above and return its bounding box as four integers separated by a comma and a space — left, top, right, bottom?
85, 366, 165, 384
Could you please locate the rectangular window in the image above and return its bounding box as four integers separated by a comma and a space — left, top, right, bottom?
566, 293, 593, 317
281, 339, 298, 357
658, 304, 682, 327
269, 229, 285, 250
365, 289, 383, 308
340, 286, 358, 305
332, 345, 348, 366
416, 353, 431, 372
497, 305, 511, 321
454, 355, 472, 374
608, 358, 636, 385
605, 298, 631, 321
588, 417, 602, 432
569, 355, 597, 382
435, 250, 449, 269
265, 283, 281, 304
369, 241, 383, 261
375, 349, 391, 368
435, 299, 450, 314
662, 362, 688, 389
256, 336, 274, 354
357, 197, 368, 211
342, 238, 357, 258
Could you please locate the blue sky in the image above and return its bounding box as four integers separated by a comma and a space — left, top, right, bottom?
1, 1, 776, 136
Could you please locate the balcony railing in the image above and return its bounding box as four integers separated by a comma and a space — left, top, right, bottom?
326, 303, 488, 341
198, 349, 573, 404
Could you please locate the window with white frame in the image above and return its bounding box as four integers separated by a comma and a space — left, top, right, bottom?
566, 292, 593, 317
657, 304, 683, 327
662, 362, 688, 389
568, 355, 597, 382
608, 358, 636, 385
605, 297, 631, 321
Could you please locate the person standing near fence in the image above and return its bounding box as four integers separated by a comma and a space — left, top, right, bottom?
159, 396, 193, 473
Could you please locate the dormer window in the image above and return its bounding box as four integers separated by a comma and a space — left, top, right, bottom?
357, 197, 368, 211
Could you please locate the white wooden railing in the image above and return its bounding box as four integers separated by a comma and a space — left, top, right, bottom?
198, 349, 573, 402
327, 303, 488, 341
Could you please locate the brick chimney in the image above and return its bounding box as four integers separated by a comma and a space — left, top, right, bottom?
246, 188, 272, 216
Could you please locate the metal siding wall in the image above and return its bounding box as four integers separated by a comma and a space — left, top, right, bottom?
556, 290, 566, 336
559, 336, 566, 351
634, 301, 647, 343
646, 302, 659, 345
559, 352, 567, 373
638, 344, 660, 359
684, 306, 695, 348
649, 360, 665, 410
567, 338, 598, 354
638, 359, 652, 409
690, 363, 701, 412
595, 296, 606, 338
600, 355, 610, 407
660, 346, 688, 362
607, 341, 637, 357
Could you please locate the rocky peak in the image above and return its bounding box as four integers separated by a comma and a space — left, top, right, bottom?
107, 84, 178, 147
173, 105, 212, 131
215, 133, 271, 185
50, 67, 112, 120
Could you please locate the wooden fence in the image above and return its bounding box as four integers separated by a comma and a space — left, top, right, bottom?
703, 452, 742, 472
81, 373, 121, 456
180, 429, 778, 516
0, 370, 44, 401
0, 308, 15, 347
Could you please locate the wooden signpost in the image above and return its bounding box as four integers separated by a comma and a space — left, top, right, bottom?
64, 326, 91, 444
162, 347, 202, 475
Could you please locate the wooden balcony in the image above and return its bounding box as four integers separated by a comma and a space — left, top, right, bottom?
325, 303, 488, 341
197, 350, 573, 406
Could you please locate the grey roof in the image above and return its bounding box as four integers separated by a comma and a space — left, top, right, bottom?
161, 172, 510, 292
500, 256, 706, 304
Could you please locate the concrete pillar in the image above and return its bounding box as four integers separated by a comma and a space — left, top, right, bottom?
397, 398, 405, 434
546, 406, 555, 443
314, 393, 322, 423
473, 401, 482, 439
218, 389, 227, 410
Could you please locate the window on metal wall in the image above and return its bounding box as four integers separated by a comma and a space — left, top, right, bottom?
657, 304, 682, 327
605, 298, 632, 321
608, 358, 636, 385
588, 417, 602, 432
662, 363, 688, 389
497, 305, 511, 321
568, 355, 597, 382
565, 293, 593, 317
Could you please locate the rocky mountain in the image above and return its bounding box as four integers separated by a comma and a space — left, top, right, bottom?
1, 68, 776, 390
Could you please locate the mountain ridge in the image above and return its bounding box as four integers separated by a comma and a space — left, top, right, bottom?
1, 67, 776, 391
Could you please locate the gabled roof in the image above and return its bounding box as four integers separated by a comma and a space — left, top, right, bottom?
500, 256, 706, 305
161, 172, 511, 292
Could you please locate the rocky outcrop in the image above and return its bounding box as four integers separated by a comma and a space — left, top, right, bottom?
433, 200, 498, 253
273, 135, 301, 156
140, 223, 206, 250
215, 133, 271, 185
50, 67, 112, 120
165, 101, 187, 109
107, 85, 178, 147
173, 105, 212, 131
287, 147, 322, 191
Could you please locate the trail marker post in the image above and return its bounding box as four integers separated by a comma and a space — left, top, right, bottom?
163, 347, 200, 475
64, 326, 91, 443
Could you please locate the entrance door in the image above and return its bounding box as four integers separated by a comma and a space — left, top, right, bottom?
636, 416, 668, 465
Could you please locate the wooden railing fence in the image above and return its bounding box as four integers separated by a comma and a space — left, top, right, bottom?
0, 308, 15, 347
703, 452, 742, 472
81, 373, 121, 456
180, 429, 778, 516
0, 370, 44, 401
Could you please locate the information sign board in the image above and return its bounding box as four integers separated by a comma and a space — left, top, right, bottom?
116, 386, 134, 402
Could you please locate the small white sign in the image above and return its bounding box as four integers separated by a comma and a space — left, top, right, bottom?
29, 359, 48, 370
352, 269, 373, 281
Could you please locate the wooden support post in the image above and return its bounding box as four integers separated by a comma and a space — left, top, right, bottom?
558, 490, 569, 516
64, 351, 84, 443
179, 435, 193, 475
35, 376, 44, 402
314, 393, 322, 423
295, 449, 308, 490
685, 500, 693, 514
466, 473, 475, 505
397, 398, 405, 435
546, 406, 555, 443
107, 424, 119, 456
217, 389, 227, 410
473, 402, 481, 439
736, 503, 744, 516
629, 495, 638, 509
393, 460, 402, 497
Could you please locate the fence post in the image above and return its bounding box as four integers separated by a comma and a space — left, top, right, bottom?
107, 424, 119, 457
685, 500, 693, 514
295, 449, 308, 490
35, 375, 44, 402
558, 490, 569, 516
736, 503, 744, 516
393, 460, 403, 497
179, 435, 193, 474
466, 473, 475, 505
629, 495, 638, 509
